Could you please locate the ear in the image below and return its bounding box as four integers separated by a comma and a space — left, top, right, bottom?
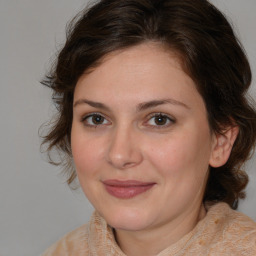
209, 126, 239, 168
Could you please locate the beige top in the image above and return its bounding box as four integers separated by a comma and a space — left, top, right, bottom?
41, 203, 256, 255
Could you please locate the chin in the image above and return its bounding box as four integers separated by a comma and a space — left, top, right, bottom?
99, 206, 154, 231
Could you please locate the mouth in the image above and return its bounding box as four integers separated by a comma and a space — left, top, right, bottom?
102, 180, 156, 199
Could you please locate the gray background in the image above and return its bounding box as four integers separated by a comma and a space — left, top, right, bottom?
0, 1, 255, 256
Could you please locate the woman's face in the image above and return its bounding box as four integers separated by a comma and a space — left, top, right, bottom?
71, 43, 217, 234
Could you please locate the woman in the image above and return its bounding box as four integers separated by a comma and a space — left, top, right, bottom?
41, 0, 256, 255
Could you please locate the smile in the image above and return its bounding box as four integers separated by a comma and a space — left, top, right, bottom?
103, 180, 156, 199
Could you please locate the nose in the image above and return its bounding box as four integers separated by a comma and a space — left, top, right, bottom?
106, 126, 143, 170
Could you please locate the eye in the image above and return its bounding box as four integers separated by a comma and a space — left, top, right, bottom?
146, 113, 175, 128
82, 113, 110, 127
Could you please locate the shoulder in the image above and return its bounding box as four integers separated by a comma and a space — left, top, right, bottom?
204, 203, 256, 255
40, 211, 117, 256
41, 223, 90, 256
207, 202, 256, 236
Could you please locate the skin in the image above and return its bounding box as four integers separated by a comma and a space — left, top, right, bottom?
71, 43, 238, 256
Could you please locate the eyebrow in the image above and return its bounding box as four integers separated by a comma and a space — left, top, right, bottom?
73, 98, 190, 111
137, 99, 190, 111
73, 99, 111, 111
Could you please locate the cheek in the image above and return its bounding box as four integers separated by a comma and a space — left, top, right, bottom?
146, 128, 211, 180
71, 129, 104, 177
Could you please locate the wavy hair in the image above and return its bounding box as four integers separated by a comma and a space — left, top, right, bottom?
41, 0, 256, 209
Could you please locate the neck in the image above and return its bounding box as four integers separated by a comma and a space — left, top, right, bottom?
114, 204, 206, 256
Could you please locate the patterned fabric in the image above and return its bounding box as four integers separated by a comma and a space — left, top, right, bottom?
41, 203, 256, 255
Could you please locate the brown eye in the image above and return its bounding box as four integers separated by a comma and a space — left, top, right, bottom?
154, 115, 168, 125
92, 114, 104, 124
146, 113, 175, 128
82, 113, 109, 127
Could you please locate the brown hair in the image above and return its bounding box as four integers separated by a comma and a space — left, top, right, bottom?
41, 0, 256, 209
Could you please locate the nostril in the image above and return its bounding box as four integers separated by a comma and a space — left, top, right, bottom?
122, 161, 138, 169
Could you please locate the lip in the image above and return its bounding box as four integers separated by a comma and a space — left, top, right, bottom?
103, 180, 156, 199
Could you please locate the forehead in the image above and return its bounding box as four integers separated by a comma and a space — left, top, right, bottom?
76, 43, 184, 88
81, 42, 186, 80
74, 43, 204, 112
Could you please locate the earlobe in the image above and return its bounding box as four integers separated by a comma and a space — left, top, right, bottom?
209, 126, 239, 168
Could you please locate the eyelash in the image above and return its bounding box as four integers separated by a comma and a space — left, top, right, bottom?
81, 112, 175, 129
144, 113, 175, 129
81, 112, 110, 127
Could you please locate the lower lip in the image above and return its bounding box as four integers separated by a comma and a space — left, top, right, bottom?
104, 184, 155, 199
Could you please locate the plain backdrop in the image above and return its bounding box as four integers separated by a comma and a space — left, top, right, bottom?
0, 1, 255, 256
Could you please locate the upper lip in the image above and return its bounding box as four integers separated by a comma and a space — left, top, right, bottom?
102, 179, 156, 187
